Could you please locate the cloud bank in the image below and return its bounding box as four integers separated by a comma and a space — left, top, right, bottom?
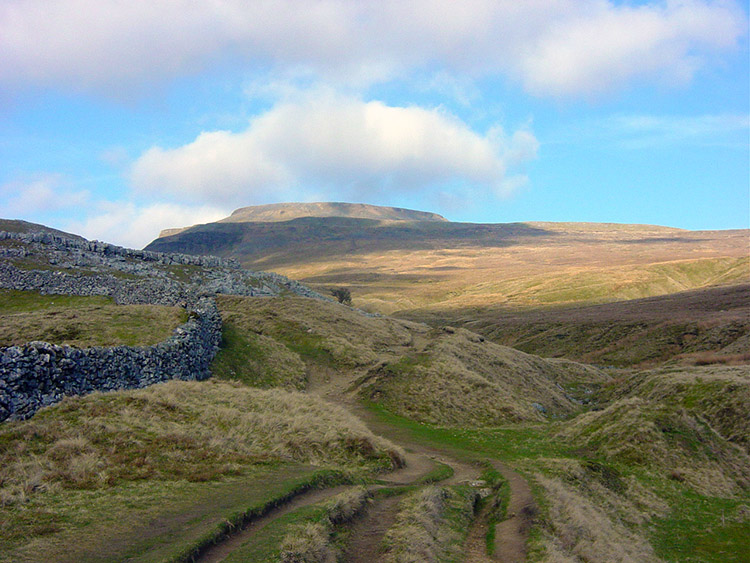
67, 202, 228, 249
130, 93, 538, 206
0, 175, 89, 217
1, 0, 744, 97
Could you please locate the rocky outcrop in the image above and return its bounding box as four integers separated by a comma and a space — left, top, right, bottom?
0, 298, 221, 422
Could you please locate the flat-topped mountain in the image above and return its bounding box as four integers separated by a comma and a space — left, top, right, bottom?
222, 202, 448, 223
146, 202, 749, 316
157, 202, 447, 238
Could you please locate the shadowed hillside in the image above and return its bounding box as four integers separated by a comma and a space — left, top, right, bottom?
404, 283, 750, 367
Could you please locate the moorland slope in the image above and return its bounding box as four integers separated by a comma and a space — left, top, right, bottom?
147, 204, 749, 316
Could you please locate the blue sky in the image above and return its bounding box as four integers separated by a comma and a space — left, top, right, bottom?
1, 0, 748, 248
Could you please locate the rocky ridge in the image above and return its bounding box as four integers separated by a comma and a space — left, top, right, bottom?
0, 229, 324, 303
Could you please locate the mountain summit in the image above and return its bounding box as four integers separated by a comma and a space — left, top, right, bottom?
221, 202, 448, 224
156, 202, 447, 239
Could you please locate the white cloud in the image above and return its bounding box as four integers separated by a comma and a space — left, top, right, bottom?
0, 175, 89, 216
602, 113, 750, 148
517, 0, 745, 96
130, 93, 538, 206
0, 0, 744, 98
66, 202, 228, 248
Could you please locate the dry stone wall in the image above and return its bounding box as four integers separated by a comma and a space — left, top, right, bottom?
0, 227, 327, 422
0, 298, 221, 422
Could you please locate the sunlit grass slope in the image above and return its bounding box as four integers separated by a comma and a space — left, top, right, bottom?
213, 295, 608, 426
146, 213, 749, 315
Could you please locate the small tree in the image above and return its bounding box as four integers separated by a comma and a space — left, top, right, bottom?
330, 287, 352, 305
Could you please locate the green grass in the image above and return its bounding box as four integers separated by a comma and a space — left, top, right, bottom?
384, 353, 432, 376
211, 321, 306, 389
0, 289, 187, 347
414, 460, 454, 485
364, 401, 564, 461
271, 320, 341, 367
650, 487, 750, 563
0, 289, 112, 314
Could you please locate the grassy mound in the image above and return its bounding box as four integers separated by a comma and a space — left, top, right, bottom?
0, 380, 403, 507
216, 294, 418, 369
0, 289, 187, 347
602, 366, 750, 453
557, 397, 750, 497
212, 321, 308, 390
215, 295, 608, 427
362, 327, 607, 426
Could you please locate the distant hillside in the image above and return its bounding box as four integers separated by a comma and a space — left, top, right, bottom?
405, 283, 750, 367
146, 203, 750, 315
156, 202, 447, 238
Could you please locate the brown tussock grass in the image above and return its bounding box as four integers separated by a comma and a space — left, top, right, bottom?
534, 472, 661, 563
0, 381, 404, 507
381, 486, 476, 563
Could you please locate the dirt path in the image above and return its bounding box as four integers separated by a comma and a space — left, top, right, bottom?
491, 462, 536, 563
342, 495, 402, 563
463, 500, 495, 563
195, 354, 534, 563
195, 485, 350, 563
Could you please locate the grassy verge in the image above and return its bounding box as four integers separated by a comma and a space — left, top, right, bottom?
219, 486, 370, 563
381, 485, 477, 563
172, 471, 355, 563
478, 465, 510, 556
1, 465, 346, 563
414, 460, 455, 485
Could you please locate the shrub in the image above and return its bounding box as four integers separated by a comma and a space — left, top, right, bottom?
330, 288, 352, 306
